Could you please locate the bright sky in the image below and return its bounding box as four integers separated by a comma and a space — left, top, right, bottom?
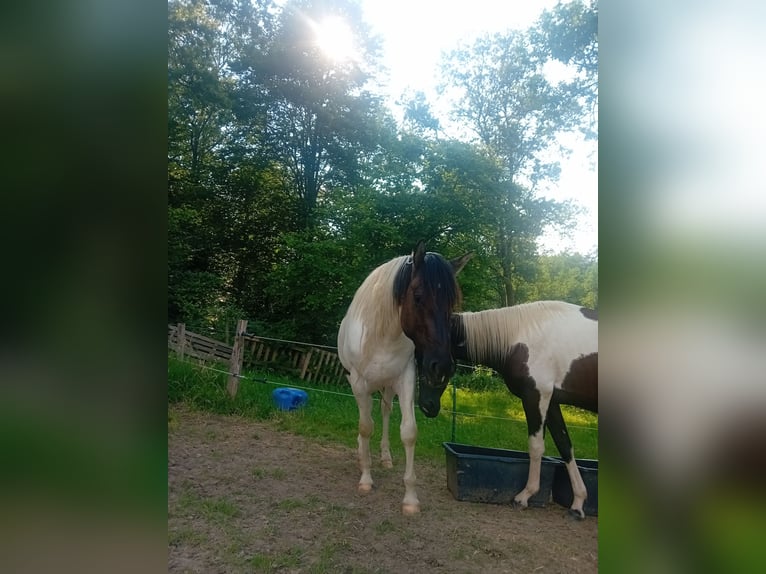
306, 0, 598, 255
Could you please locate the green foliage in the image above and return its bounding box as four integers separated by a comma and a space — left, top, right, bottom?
167, 269, 223, 327
167, 0, 598, 342
438, 23, 592, 305
519, 252, 598, 308
534, 0, 598, 139
260, 230, 363, 344
451, 365, 506, 392
250, 0, 386, 220
440, 29, 581, 186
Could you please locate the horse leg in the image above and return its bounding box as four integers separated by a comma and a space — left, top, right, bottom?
353, 390, 375, 493
513, 389, 551, 508
380, 386, 395, 468
546, 400, 588, 520
397, 370, 420, 515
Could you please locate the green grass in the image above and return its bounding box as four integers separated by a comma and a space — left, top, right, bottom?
168, 526, 208, 548
168, 355, 598, 462
176, 488, 240, 523
247, 547, 303, 572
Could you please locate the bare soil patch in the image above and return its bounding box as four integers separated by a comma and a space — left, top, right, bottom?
168, 405, 597, 573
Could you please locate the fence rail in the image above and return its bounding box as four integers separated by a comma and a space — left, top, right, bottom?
168, 323, 347, 389
168, 323, 233, 363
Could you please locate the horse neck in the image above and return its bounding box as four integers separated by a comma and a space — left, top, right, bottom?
449, 316, 470, 361
350, 256, 408, 343
456, 306, 535, 369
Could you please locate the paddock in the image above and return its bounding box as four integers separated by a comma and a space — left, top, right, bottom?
168, 405, 598, 573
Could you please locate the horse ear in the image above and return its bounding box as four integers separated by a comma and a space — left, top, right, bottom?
450, 252, 473, 275
412, 241, 426, 270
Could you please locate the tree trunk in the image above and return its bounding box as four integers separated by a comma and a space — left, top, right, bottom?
498, 233, 515, 307
503, 272, 515, 307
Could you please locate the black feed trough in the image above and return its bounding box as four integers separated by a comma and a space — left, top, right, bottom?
444, 443, 599, 515
443, 442, 558, 507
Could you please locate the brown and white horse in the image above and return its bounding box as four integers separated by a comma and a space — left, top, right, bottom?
417, 300, 598, 519
337, 242, 470, 514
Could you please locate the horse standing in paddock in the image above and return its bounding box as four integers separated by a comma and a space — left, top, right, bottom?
417, 300, 598, 519
337, 242, 471, 514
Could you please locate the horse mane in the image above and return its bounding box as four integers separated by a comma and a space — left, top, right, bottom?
348, 252, 461, 344
347, 255, 409, 343
457, 301, 574, 364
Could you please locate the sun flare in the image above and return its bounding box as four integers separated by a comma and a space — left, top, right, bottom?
314, 16, 356, 62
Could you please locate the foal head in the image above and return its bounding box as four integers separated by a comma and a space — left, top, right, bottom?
394, 241, 471, 416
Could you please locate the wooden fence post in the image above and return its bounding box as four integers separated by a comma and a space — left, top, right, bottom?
227, 319, 248, 399
299, 348, 313, 380
176, 323, 186, 360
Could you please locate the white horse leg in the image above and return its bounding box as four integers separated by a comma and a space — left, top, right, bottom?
380, 386, 394, 468
354, 390, 375, 493
514, 392, 552, 508
563, 449, 588, 519
546, 400, 588, 519
397, 370, 420, 514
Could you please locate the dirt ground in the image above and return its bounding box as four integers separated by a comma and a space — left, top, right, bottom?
168, 405, 598, 573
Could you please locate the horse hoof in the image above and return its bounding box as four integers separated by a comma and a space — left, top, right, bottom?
568, 508, 586, 521
381, 459, 393, 469
512, 499, 527, 510
358, 483, 373, 493
402, 503, 420, 515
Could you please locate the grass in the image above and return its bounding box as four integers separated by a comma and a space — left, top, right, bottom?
176, 489, 240, 523
247, 548, 303, 572
168, 355, 598, 462
168, 526, 208, 548
251, 466, 287, 480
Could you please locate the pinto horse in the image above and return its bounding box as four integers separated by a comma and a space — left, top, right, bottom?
337, 242, 471, 514
417, 300, 598, 519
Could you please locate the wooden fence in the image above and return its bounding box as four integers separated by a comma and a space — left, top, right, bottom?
168, 323, 347, 391
168, 323, 233, 363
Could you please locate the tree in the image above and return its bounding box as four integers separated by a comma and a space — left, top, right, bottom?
401, 91, 441, 137
534, 0, 598, 139
166, 0, 598, 342
439, 14, 594, 305
245, 0, 387, 225
168, 0, 296, 328
520, 252, 598, 308
168, 0, 265, 192
168, 0, 244, 324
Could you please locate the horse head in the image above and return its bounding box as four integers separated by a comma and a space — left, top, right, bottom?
395, 241, 471, 417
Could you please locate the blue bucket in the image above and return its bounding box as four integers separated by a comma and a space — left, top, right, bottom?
272, 387, 308, 411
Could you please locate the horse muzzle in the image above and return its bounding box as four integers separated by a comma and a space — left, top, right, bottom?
417, 378, 448, 418
418, 396, 442, 418
423, 355, 455, 385
415, 353, 453, 417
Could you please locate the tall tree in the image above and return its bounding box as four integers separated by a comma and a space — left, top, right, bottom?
168, 0, 291, 327
245, 0, 386, 225
439, 13, 594, 305
534, 0, 598, 139
168, 0, 242, 324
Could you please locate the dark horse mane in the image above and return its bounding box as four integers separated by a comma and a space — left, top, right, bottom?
392, 252, 462, 309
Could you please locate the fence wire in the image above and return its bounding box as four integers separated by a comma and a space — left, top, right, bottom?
170, 355, 598, 432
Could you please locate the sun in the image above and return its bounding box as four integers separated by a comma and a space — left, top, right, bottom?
313, 16, 356, 62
